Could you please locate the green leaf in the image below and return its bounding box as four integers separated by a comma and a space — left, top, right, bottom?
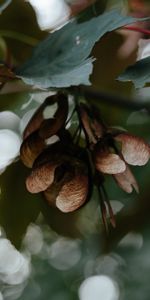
16, 10, 141, 89
0, 0, 11, 13
118, 56, 150, 89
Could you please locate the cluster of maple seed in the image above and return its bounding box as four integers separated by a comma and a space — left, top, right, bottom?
20, 93, 150, 229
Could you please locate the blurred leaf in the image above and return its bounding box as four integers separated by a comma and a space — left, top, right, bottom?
127, 109, 150, 125
16, 10, 141, 89
0, 64, 16, 84
0, 161, 41, 248
0, 91, 26, 114
0, 91, 35, 116
0, 0, 11, 13
0, 37, 7, 60
118, 56, 150, 88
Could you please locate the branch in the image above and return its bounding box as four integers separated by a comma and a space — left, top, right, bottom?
124, 25, 150, 36
80, 87, 150, 112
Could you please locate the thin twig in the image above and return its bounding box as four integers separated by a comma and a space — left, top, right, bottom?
124, 25, 150, 36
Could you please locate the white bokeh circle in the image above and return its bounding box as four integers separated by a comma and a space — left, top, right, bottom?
78, 275, 119, 300
0, 111, 20, 132
0, 129, 21, 166
0, 111, 22, 173
0, 238, 31, 285
27, 0, 70, 30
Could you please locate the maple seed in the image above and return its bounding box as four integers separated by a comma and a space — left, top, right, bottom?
113, 164, 139, 194
26, 161, 59, 193
20, 131, 45, 168
23, 93, 68, 139
79, 104, 97, 144
115, 133, 150, 166
56, 174, 88, 213
94, 151, 126, 174
45, 173, 89, 213
20, 93, 68, 168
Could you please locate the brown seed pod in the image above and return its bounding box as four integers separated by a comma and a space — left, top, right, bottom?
56, 174, 88, 213
44, 173, 88, 213
79, 103, 97, 144
32, 141, 73, 171
20, 131, 45, 168
32, 142, 61, 168
26, 154, 75, 194
33, 133, 81, 170
90, 105, 106, 139
39, 94, 68, 139
115, 133, 150, 166
23, 96, 53, 139
113, 164, 139, 194
94, 143, 126, 175
95, 151, 126, 174
44, 160, 89, 213
79, 103, 105, 144
23, 93, 68, 140
26, 161, 60, 193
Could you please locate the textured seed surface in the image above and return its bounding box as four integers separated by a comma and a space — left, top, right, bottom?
95, 152, 126, 174
115, 133, 150, 166
20, 132, 45, 168
26, 162, 58, 193
56, 174, 88, 212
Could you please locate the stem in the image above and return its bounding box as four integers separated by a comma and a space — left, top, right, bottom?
73, 93, 90, 147
0, 30, 39, 46
65, 107, 76, 126
124, 25, 150, 36
72, 124, 80, 141
101, 185, 116, 228
97, 185, 109, 234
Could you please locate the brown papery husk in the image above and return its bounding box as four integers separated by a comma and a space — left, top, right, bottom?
115, 133, 150, 166
23, 93, 68, 139
39, 94, 68, 139
33, 138, 83, 170
20, 130, 45, 168
23, 96, 53, 139
26, 160, 60, 193
44, 159, 89, 213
